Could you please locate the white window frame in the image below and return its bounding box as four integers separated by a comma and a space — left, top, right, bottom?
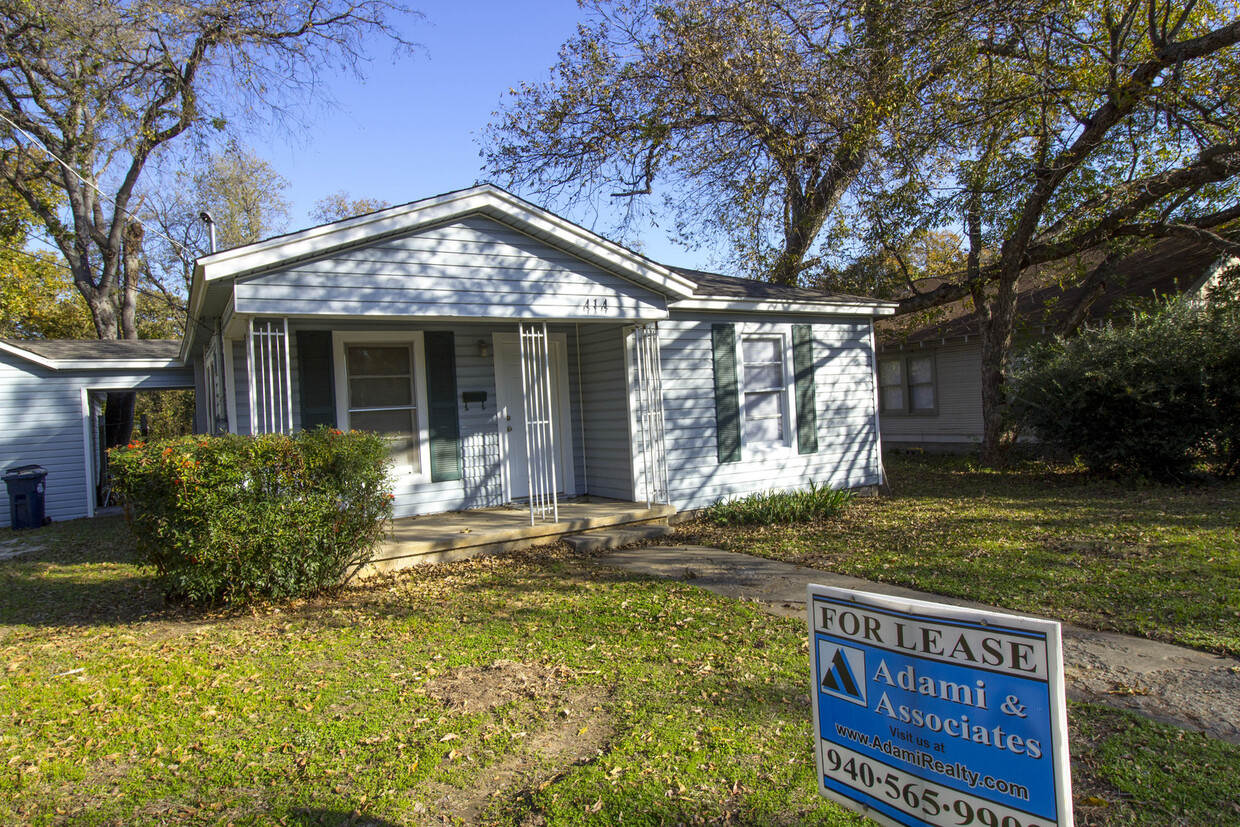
879, 352, 937, 415
332, 330, 432, 479
735, 323, 797, 457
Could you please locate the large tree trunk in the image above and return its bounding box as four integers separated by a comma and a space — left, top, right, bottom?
101, 220, 146, 450
978, 272, 1020, 463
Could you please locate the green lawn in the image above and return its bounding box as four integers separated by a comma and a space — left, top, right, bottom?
680, 453, 1240, 656
0, 472, 1238, 825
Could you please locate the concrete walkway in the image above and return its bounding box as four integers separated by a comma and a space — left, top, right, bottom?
593, 544, 1240, 745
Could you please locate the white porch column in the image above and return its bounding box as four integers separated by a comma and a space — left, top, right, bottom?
631, 322, 669, 506
518, 321, 559, 524
246, 317, 294, 435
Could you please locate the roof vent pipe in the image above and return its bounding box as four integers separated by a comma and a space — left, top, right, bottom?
199, 211, 216, 253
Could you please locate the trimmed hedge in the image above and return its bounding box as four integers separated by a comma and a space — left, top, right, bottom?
1010, 299, 1240, 479
110, 429, 394, 604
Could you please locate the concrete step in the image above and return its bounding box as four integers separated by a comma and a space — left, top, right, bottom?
363, 500, 676, 576
563, 523, 672, 554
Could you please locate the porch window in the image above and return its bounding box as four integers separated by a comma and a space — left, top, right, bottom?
739, 333, 790, 449
879, 353, 936, 415
345, 343, 420, 471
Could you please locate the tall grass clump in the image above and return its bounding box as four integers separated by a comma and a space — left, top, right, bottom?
704, 481, 854, 526
110, 428, 394, 604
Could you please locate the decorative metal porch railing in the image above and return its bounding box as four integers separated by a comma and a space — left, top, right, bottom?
632, 322, 670, 506
246, 317, 293, 435
518, 321, 559, 524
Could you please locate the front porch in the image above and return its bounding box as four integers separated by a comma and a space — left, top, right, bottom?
362, 497, 677, 576
212, 317, 671, 522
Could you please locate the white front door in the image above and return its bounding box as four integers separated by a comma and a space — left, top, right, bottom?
493, 333, 574, 501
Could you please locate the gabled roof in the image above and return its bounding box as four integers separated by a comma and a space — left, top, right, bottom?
183, 185, 705, 355
182, 185, 900, 359
0, 339, 184, 370
878, 238, 1235, 346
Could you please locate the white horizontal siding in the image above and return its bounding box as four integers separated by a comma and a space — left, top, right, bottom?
879, 341, 983, 447
231, 342, 251, 435
658, 316, 882, 511
234, 216, 668, 321
577, 325, 633, 500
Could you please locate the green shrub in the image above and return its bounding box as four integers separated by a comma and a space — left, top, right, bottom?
704, 481, 854, 525
110, 428, 394, 604
1009, 299, 1240, 479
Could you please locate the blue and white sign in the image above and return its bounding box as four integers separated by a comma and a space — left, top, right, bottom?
808, 585, 1073, 827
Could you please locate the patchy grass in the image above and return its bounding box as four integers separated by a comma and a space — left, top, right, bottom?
1, 514, 1238, 825
677, 453, 1240, 656
1070, 705, 1240, 826
0, 522, 857, 826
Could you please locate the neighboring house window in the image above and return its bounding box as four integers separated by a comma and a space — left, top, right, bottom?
879, 353, 936, 414
740, 334, 789, 448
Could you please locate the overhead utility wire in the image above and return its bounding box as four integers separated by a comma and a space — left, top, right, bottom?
0, 111, 195, 256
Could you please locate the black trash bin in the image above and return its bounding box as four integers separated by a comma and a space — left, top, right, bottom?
4, 465, 48, 530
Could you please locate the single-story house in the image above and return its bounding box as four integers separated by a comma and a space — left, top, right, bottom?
2, 185, 896, 539
876, 238, 1238, 452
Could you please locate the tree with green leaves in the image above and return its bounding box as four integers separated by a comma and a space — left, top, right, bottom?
0, 183, 92, 338
878, 1, 1240, 458
487, 0, 1240, 461
484, 0, 1007, 286
311, 191, 392, 223
0, 0, 415, 343
0, 0, 416, 446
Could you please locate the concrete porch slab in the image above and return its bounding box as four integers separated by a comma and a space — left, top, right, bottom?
362, 498, 676, 576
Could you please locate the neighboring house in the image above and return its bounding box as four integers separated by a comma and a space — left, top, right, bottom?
3, 185, 896, 527
876, 238, 1239, 452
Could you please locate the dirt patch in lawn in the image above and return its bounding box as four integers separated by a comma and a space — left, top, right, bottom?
416, 660, 613, 825
422, 659, 591, 713
0, 538, 42, 562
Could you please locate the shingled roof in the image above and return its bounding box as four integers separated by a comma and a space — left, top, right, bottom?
878, 238, 1233, 345
670, 265, 888, 306
0, 339, 184, 366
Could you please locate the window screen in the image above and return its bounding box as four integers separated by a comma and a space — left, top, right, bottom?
346, 344, 419, 470
879, 359, 904, 412
741, 335, 786, 446
908, 354, 935, 412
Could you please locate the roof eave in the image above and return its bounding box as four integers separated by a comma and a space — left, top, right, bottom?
0, 341, 186, 371
670, 297, 898, 316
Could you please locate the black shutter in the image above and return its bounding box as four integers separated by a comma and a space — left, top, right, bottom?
712, 323, 741, 464
296, 330, 336, 430
423, 331, 462, 482
792, 324, 819, 455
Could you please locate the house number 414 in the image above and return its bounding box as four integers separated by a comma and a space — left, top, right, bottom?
582, 298, 609, 313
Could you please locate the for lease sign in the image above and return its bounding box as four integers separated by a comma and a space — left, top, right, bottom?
808, 585, 1073, 827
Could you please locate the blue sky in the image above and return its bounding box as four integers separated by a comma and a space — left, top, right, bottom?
262, 0, 703, 269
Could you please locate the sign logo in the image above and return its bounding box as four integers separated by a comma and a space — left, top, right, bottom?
818, 640, 867, 706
